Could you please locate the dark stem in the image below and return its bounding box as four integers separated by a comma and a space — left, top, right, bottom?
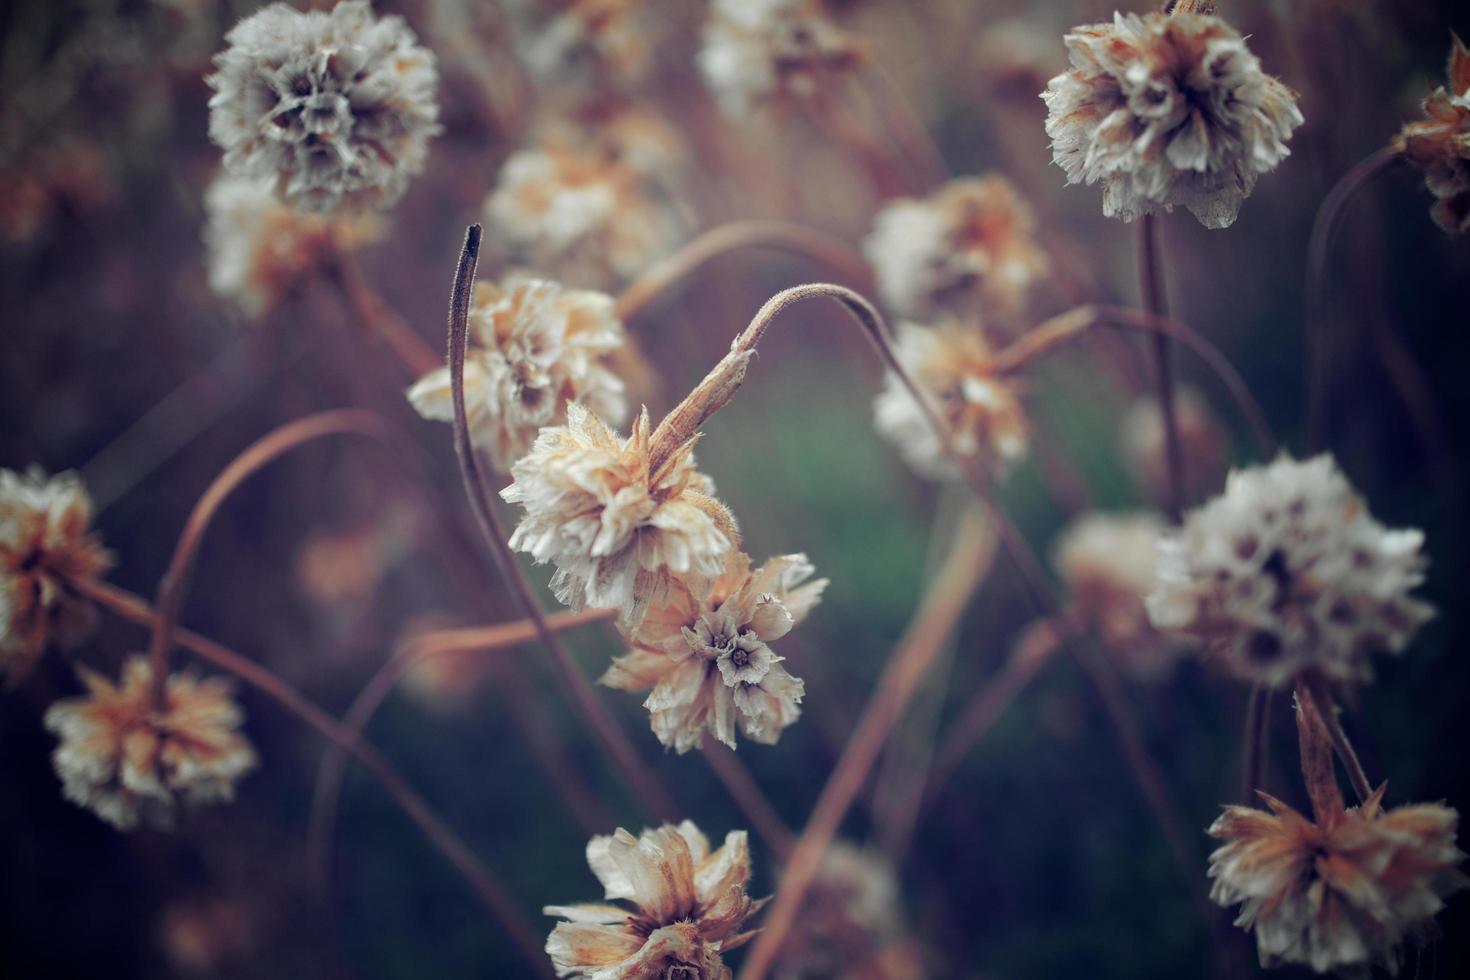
1137, 214, 1185, 519
1299, 672, 1373, 805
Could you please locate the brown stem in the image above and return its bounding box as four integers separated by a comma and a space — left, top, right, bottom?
700, 736, 795, 861
72, 577, 552, 977
326, 248, 441, 377
855, 61, 949, 189
1298, 672, 1373, 805
1136, 214, 1185, 519
1241, 684, 1265, 802
1293, 683, 1348, 822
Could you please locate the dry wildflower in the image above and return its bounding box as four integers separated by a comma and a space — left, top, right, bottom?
1121, 385, 1226, 503
511, 0, 658, 92
501, 403, 739, 628
1042, 11, 1303, 228
407, 277, 628, 471
1394, 33, 1470, 234
0, 468, 111, 685
544, 821, 761, 979
44, 657, 257, 831
602, 552, 824, 752
864, 177, 1049, 325
1147, 454, 1434, 688
698, 0, 862, 118
207, 0, 440, 214
873, 321, 1029, 482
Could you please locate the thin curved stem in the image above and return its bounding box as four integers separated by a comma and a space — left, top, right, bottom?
1242, 684, 1266, 802
327, 248, 441, 377
1137, 214, 1185, 519
855, 61, 950, 189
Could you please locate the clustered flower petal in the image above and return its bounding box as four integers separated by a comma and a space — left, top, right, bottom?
207, 0, 440, 213
545, 821, 760, 979
407, 277, 629, 471
1147, 454, 1435, 688
698, 0, 861, 118
1042, 10, 1303, 228
0, 468, 111, 684
602, 552, 825, 752
1395, 33, 1470, 234
44, 657, 258, 830
864, 177, 1049, 325
873, 322, 1029, 482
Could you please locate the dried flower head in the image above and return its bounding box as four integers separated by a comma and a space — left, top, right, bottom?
864, 177, 1049, 325
207, 0, 440, 213
512, 0, 658, 92
698, 0, 862, 118
0, 468, 111, 684
1148, 454, 1435, 688
602, 552, 824, 752
408, 277, 629, 471
1042, 11, 1303, 228
501, 403, 739, 628
545, 821, 760, 979
44, 657, 257, 830
873, 322, 1029, 482
1121, 385, 1226, 503
1394, 33, 1470, 234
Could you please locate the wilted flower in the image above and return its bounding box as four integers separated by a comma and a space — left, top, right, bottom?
207, 0, 440, 213
1394, 33, 1470, 233
44, 657, 258, 830
1148, 454, 1435, 688
864, 177, 1049, 325
1121, 385, 1226, 503
407, 277, 628, 470
501, 403, 739, 628
873, 321, 1029, 482
0, 468, 111, 684
544, 821, 760, 979
698, 0, 862, 118
602, 552, 824, 752
1042, 10, 1303, 228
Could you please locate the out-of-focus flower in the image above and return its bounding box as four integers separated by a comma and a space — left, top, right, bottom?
698, 0, 862, 118
602, 552, 824, 752
873, 322, 1029, 482
511, 0, 658, 92
44, 657, 257, 831
1395, 33, 1470, 234
0, 468, 110, 685
0, 141, 117, 243
501, 403, 739, 628
544, 821, 760, 978
1147, 454, 1434, 688
159, 898, 253, 976
1121, 385, 1226, 504
207, 0, 440, 213
1208, 788, 1467, 975
203, 174, 382, 317
1042, 11, 1302, 228
407, 277, 628, 471
864, 176, 1049, 324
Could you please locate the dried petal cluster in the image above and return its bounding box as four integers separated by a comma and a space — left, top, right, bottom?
0, 468, 110, 684
698, 0, 861, 117
1395, 34, 1470, 233
545, 821, 760, 979
44, 658, 258, 830
873, 322, 1029, 482
864, 177, 1049, 325
1147, 454, 1434, 688
207, 0, 440, 213
511, 0, 657, 92
407, 277, 629, 471
1042, 11, 1303, 228
602, 553, 825, 752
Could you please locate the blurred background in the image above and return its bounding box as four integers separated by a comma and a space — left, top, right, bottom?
2, 0, 1468, 977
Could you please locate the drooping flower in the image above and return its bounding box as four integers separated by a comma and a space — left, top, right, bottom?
207, 0, 440, 213
698, 0, 861, 118
0, 468, 111, 684
873, 321, 1029, 482
1394, 33, 1470, 234
544, 821, 761, 979
1147, 454, 1434, 688
602, 552, 824, 752
501, 403, 739, 628
44, 657, 258, 830
1120, 385, 1226, 504
1041, 10, 1303, 228
864, 177, 1049, 325
407, 277, 628, 471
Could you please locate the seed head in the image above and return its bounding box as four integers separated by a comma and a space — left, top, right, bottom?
698, 0, 861, 118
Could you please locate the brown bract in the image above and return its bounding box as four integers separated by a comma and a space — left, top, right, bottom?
1395, 34, 1470, 234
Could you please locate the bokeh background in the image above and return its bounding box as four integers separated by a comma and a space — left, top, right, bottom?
2, 0, 1468, 977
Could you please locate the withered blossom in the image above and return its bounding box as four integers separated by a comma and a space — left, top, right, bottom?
1395, 34, 1470, 234
698, 0, 861, 118
512, 0, 659, 92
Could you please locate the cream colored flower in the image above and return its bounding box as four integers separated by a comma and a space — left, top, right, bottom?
501, 403, 739, 628
864, 177, 1049, 324
407, 277, 628, 471
1395, 33, 1470, 233
1147, 454, 1434, 688
545, 821, 760, 979
698, 0, 861, 117
512, 0, 657, 92
1120, 385, 1225, 504
1042, 11, 1302, 228
0, 468, 111, 684
873, 322, 1029, 482
44, 657, 258, 830
602, 552, 824, 752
